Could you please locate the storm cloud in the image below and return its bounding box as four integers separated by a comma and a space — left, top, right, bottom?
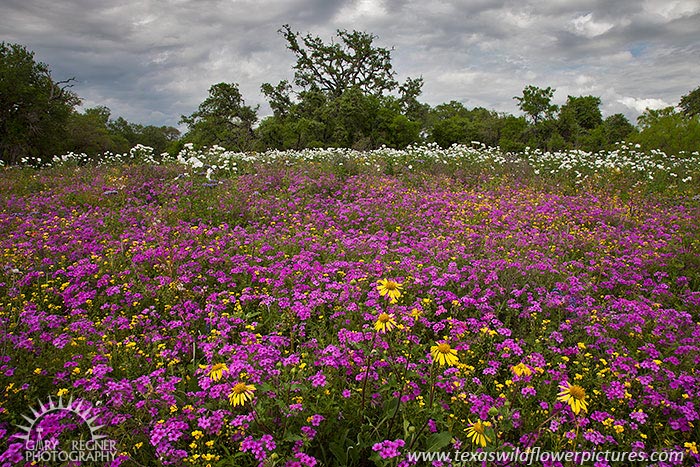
2, 0, 698, 128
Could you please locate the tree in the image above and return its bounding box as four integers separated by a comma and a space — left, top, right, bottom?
261, 80, 294, 118
108, 116, 180, 154
137, 125, 181, 154
556, 106, 578, 148
278, 24, 398, 98
61, 108, 182, 157
557, 95, 602, 148
560, 95, 602, 130
259, 26, 425, 150
180, 82, 258, 150
427, 102, 504, 148
498, 115, 528, 152
64, 106, 121, 155
428, 102, 475, 148
632, 106, 700, 154
0, 42, 80, 164
469, 107, 502, 147
430, 116, 473, 148
583, 113, 635, 151
108, 116, 138, 150
679, 86, 700, 118
398, 76, 429, 124
514, 85, 558, 125
601, 113, 635, 143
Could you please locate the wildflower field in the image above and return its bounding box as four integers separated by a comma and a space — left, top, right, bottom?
1, 144, 700, 466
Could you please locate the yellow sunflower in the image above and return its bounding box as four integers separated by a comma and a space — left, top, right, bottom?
511, 362, 532, 377
229, 382, 256, 407
374, 313, 397, 333
410, 308, 422, 320
430, 342, 459, 366
466, 419, 491, 447
557, 382, 588, 415
377, 279, 403, 303
208, 363, 229, 382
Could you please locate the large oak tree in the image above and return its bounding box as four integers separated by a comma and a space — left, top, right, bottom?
0, 42, 79, 164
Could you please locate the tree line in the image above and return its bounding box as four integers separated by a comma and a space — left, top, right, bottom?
2, 29, 700, 165
0, 42, 180, 165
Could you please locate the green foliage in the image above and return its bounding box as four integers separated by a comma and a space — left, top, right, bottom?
560, 95, 602, 131
387, 114, 421, 149
64, 106, 122, 156
498, 116, 528, 152
632, 106, 700, 155
679, 86, 700, 118
108, 117, 180, 155
428, 102, 503, 148
524, 120, 557, 150
398, 76, 430, 124
261, 80, 294, 118
256, 25, 425, 151
61, 108, 180, 158
514, 85, 557, 125
584, 114, 636, 152
278, 24, 398, 97
430, 116, 472, 148
257, 88, 421, 150
602, 113, 636, 143
0, 42, 80, 164
0, 43, 178, 163
546, 130, 567, 151
180, 82, 258, 150
557, 95, 602, 148
4, 39, 700, 161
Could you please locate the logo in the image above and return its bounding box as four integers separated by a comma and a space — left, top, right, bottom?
15, 396, 116, 464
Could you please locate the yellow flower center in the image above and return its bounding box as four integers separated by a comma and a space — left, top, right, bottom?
568, 385, 586, 400
232, 382, 248, 394
377, 313, 391, 323
383, 281, 399, 291
471, 421, 486, 434
436, 343, 451, 354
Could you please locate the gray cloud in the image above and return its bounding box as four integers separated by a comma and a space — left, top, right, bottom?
2, 0, 698, 129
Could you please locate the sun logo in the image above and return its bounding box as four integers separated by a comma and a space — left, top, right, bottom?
15, 397, 116, 463
16, 397, 105, 446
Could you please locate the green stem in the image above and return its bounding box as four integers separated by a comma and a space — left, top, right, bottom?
408, 363, 436, 451
360, 332, 378, 413
387, 353, 411, 436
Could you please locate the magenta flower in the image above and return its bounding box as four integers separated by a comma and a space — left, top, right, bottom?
372, 439, 405, 459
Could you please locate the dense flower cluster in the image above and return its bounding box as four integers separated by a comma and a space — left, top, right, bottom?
0, 150, 699, 466
13, 142, 700, 191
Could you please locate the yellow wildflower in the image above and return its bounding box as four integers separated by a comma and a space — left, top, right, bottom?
377, 279, 403, 303
511, 362, 532, 377
466, 419, 491, 447
430, 342, 459, 366
374, 313, 397, 333
229, 382, 256, 407
557, 382, 588, 415
208, 363, 229, 382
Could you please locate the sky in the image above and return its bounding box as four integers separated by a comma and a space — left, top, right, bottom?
2, 0, 699, 130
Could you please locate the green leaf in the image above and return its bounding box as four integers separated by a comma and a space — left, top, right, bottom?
384, 397, 399, 417
329, 442, 347, 465
425, 431, 452, 452
283, 433, 303, 442
329, 428, 349, 464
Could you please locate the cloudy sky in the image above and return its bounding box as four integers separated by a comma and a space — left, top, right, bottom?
2, 0, 699, 129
